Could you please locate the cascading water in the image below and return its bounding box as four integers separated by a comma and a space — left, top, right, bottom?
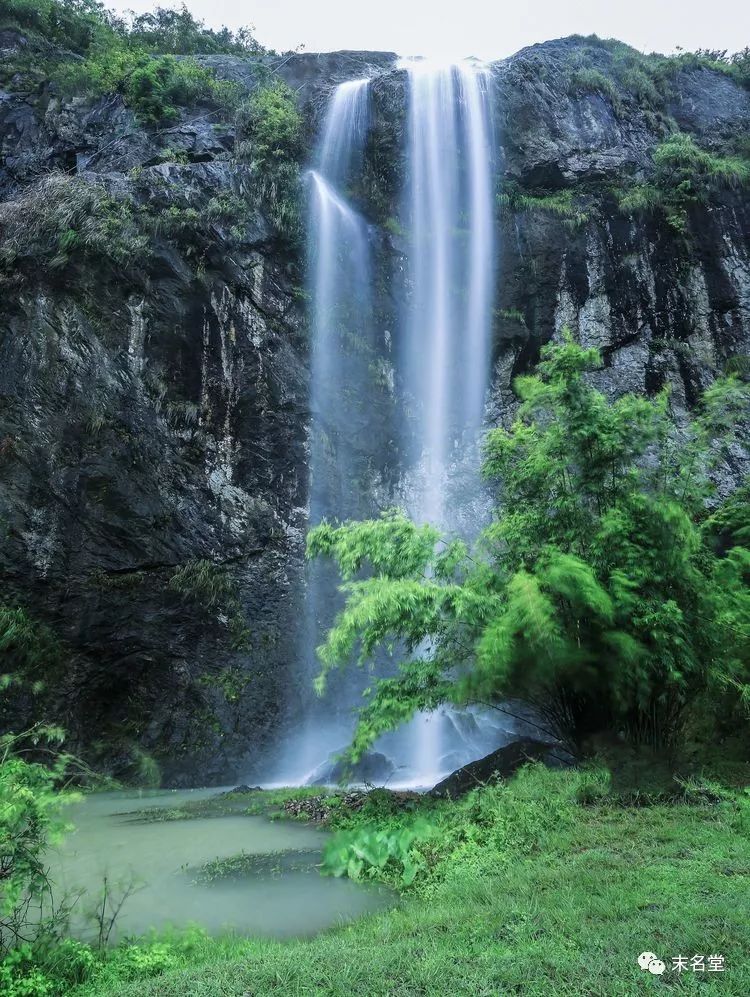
394, 60, 496, 785
266, 63, 526, 789
401, 60, 494, 521
267, 79, 374, 784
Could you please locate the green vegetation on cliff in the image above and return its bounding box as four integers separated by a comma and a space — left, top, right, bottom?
618, 132, 750, 230
0, 0, 261, 122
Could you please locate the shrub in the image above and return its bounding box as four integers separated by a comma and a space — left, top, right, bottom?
308, 335, 750, 754
322, 820, 435, 886
0, 0, 105, 54
618, 133, 750, 230
0, 173, 150, 276
235, 82, 304, 240
56, 48, 241, 125
653, 132, 750, 187
497, 184, 589, 228
120, 3, 262, 56
568, 67, 621, 112
236, 83, 304, 163
0, 607, 62, 684
0, 728, 78, 954
169, 559, 250, 650
616, 183, 662, 216
2, 0, 245, 124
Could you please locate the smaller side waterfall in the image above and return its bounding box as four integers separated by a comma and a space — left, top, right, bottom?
267, 79, 374, 785
318, 79, 370, 181
307, 169, 372, 518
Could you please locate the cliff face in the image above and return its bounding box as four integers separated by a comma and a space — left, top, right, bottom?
489, 39, 750, 431
0, 32, 748, 783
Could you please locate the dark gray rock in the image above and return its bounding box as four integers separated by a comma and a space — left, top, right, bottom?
429, 738, 562, 797
308, 750, 396, 786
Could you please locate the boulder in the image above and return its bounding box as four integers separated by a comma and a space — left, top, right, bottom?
429, 738, 561, 797
308, 750, 396, 786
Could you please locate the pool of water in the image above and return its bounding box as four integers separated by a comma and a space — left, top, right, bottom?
47, 788, 391, 942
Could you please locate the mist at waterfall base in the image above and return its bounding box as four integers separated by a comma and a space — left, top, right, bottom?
265, 62, 525, 791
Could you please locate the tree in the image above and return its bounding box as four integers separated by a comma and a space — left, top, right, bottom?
308, 333, 750, 755
124, 4, 263, 56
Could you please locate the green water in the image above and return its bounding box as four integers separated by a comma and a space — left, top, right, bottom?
47, 789, 390, 943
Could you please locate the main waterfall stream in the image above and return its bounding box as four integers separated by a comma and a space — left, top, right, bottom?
269, 61, 524, 789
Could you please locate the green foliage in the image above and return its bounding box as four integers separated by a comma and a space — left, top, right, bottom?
0, 0, 261, 59
668, 46, 750, 89
124, 749, 160, 790
322, 820, 434, 886
56, 49, 241, 125
1, 0, 246, 124
498, 183, 589, 228
0, 728, 78, 955
616, 182, 663, 216
0, 173, 150, 279
654, 131, 750, 187
119, 4, 262, 56
563, 35, 750, 110
0, 607, 62, 685
0, 946, 56, 997
198, 666, 251, 705
43, 767, 749, 995
619, 132, 750, 231
234, 82, 304, 241
309, 334, 750, 753
0, 0, 106, 54
107, 941, 177, 979
382, 216, 404, 238
235, 83, 304, 163
568, 67, 621, 111
169, 559, 250, 650
497, 308, 527, 328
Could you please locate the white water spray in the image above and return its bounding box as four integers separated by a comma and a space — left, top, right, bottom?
399, 60, 495, 785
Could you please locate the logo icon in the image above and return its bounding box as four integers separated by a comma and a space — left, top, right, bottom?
638, 952, 666, 975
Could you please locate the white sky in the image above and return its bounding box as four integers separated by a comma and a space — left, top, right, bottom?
109, 0, 750, 61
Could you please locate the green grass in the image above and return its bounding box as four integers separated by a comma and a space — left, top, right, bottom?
498, 185, 590, 228
568, 67, 622, 113
616, 132, 750, 233
12, 764, 742, 996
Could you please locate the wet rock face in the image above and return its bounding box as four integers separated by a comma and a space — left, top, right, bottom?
0, 255, 309, 784
0, 39, 748, 783
486, 42, 750, 434
0, 51, 311, 783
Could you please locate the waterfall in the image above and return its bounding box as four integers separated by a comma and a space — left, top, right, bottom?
396, 60, 495, 786
401, 60, 494, 521
264, 64, 504, 790
266, 79, 373, 785
309, 79, 373, 524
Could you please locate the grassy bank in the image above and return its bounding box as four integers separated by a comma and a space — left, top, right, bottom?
7, 762, 745, 997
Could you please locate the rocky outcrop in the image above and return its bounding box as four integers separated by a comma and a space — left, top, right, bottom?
489, 41, 750, 432
429, 738, 564, 798
0, 50, 314, 784
0, 36, 748, 784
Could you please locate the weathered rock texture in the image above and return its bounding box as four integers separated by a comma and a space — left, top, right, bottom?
1, 34, 748, 783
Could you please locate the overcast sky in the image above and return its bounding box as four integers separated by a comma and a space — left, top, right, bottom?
109, 0, 750, 61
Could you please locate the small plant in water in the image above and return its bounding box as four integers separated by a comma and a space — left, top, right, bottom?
322, 820, 435, 886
